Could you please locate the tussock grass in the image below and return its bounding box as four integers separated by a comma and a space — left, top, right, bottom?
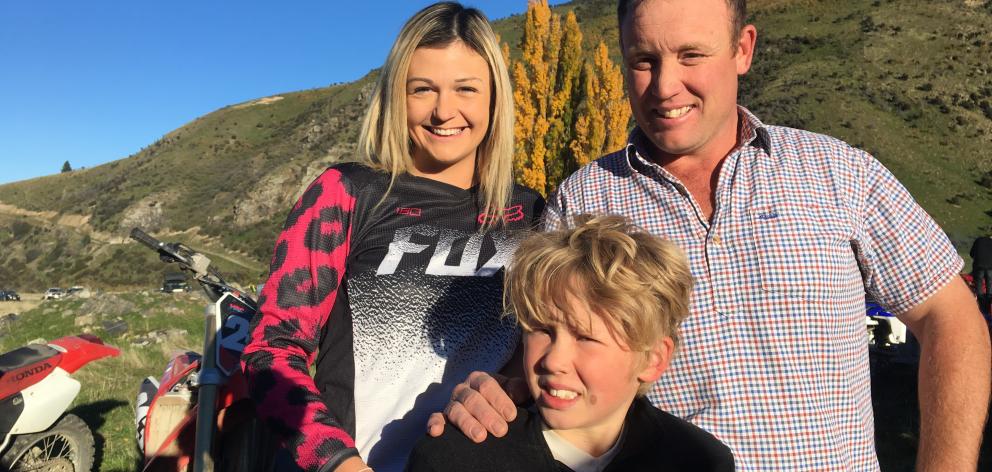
0, 292, 207, 471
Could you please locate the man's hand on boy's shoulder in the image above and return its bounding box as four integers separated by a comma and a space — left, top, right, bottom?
426, 371, 529, 442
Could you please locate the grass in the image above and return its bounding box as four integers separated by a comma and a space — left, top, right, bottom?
0, 293, 205, 471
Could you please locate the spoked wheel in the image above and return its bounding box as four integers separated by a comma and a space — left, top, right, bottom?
0, 414, 95, 472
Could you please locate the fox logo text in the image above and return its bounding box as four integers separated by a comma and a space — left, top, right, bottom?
377, 226, 526, 277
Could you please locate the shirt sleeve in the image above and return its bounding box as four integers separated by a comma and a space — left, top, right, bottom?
241, 167, 358, 472
541, 189, 567, 231
853, 152, 963, 314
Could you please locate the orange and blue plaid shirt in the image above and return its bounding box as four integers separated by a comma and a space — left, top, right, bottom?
544, 107, 962, 471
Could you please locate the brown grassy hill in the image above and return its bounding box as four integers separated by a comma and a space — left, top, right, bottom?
2, 0, 991, 291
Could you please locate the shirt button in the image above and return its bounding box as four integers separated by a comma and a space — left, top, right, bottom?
712, 235, 722, 245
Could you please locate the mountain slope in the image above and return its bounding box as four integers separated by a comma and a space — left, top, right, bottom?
2, 0, 991, 290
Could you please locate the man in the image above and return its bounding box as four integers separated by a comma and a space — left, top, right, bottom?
428, 0, 991, 470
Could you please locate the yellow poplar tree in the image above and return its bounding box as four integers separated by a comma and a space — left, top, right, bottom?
571, 42, 631, 168
511, 1, 583, 196
543, 11, 583, 194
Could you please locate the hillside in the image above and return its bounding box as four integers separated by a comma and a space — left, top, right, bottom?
2, 0, 992, 290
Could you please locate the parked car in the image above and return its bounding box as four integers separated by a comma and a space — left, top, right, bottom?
161, 273, 191, 293
44, 287, 65, 300
0, 290, 20, 301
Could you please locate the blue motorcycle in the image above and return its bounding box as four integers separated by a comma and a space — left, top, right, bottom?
865, 299, 919, 364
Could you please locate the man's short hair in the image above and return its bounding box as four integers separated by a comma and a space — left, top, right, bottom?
506, 214, 693, 357
617, 0, 747, 49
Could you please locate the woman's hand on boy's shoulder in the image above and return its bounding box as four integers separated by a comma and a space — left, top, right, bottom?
426, 371, 529, 443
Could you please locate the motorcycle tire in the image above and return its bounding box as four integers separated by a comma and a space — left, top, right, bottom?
0, 413, 95, 472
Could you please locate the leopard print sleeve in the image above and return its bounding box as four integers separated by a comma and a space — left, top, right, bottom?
241, 167, 357, 472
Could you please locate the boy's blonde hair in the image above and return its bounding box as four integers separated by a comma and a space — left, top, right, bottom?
506, 214, 693, 392
357, 2, 514, 228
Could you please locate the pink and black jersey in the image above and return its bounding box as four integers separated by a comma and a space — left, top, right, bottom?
242, 163, 544, 472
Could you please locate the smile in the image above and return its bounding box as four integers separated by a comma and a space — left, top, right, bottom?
426, 126, 466, 137
549, 388, 578, 400
654, 105, 694, 119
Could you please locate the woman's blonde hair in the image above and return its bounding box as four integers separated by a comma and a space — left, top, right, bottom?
506, 214, 693, 394
358, 2, 514, 226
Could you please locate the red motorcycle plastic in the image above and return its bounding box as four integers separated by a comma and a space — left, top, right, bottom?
0, 334, 119, 471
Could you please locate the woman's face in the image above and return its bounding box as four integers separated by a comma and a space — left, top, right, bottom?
406, 41, 492, 187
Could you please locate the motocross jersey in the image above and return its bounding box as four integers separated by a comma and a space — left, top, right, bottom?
242, 162, 544, 472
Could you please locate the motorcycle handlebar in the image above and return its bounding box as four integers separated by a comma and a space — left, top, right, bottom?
129, 227, 230, 298
130, 228, 164, 252
130, 227, 193, 267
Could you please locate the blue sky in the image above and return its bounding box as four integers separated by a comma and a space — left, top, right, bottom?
0, 0, 568, 185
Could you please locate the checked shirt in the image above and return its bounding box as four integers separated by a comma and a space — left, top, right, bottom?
544, 107, 962, 471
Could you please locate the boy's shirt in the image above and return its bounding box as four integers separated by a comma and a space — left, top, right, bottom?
406, 397, 735, 472
541, 426, 623, 472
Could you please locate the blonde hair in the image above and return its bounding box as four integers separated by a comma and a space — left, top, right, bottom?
506, 214, 693, 393
358, 2, 514, 226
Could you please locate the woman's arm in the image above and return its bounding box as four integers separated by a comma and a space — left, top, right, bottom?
241, 168, 360, 472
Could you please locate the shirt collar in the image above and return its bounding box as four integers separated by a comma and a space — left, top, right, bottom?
624, 105, 771, 172
542, 422, 625, 472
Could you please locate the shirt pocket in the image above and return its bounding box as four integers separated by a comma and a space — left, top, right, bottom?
749, 203, 858, 301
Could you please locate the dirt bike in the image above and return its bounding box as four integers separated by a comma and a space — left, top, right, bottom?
865, 274, 992, 365
0, 334, 119, 471
865, 298, 919, 364
130, 228, 274, 472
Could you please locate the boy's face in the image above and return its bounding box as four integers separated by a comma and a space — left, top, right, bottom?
523, 294, 673, 441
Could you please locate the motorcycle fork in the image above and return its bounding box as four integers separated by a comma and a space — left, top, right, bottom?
193, 306, 222, 472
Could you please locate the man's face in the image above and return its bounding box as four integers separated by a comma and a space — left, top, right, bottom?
621, 0, 755, 161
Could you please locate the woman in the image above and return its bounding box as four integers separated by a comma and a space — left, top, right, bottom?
240, 3, 543, 472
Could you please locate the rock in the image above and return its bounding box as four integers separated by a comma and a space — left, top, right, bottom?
102, 319, 129, 337
27, 337, 47, 345
164, 328, 189, 340
0, 315, 16, 334
119, 194, 171, 232
232, 170, 298, 227
74, 314, 96, 327
78, 294, 138, 318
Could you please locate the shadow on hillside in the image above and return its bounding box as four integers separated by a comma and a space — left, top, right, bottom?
872, 360, 992, 471
70, 399, 129, 472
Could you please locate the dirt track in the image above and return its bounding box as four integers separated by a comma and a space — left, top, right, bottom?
0, 292, 42, 315
0, 200, 265, 273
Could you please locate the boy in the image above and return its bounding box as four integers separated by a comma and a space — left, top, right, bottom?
407, 215, 734, 471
